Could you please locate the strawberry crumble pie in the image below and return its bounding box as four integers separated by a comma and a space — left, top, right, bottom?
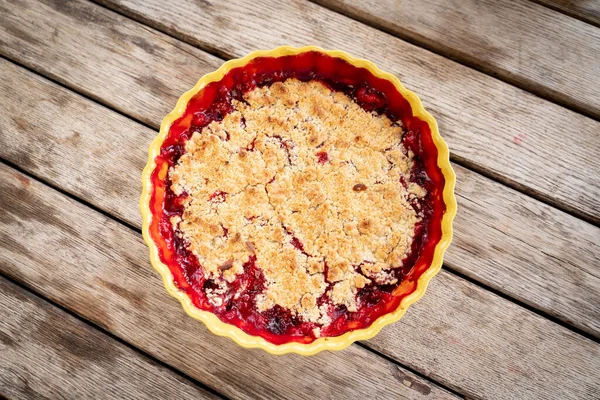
146, 50, 448, 346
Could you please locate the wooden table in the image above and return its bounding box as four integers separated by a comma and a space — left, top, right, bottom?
1, 1, 599, 399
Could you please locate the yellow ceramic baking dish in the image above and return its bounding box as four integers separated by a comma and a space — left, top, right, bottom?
140, 45, 456, 355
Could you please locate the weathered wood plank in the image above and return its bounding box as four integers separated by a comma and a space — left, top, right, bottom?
1, 156, 598, 400
0, 165, 456, 400
0, 0, 220, 127
369, 272, 600, 399
449, 163, 600, 335
533, 0, 600, 26
1, 0, 599, 223
2, 33, 599, 339
0, 279, 218, 400
315, 0, 600, 118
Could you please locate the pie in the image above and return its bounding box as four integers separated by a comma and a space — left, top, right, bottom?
142, 47, 454, 350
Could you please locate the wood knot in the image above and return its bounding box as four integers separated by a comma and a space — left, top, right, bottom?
390, 365, 431, 396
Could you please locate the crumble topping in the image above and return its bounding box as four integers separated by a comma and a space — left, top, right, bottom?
169, 79, 425, 328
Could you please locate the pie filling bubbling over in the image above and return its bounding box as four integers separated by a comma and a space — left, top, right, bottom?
150, 52, 446, 345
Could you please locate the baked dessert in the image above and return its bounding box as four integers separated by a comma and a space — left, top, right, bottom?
142, 47, 455, 353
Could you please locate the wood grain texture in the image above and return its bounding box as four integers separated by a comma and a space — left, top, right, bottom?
368, 271, 600, 399
0, 0, 221, 127
1, 158, 598, 400
0, 279, 217, 400
13, 0, 597, 224
449, 163, 600, 336
1, 1, 599, 397
533, 0, 600, 26
315, 0, 600, 118
1, 5, 599, 338
0, 165, 455, 400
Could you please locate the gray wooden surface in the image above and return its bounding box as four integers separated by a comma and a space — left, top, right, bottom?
0, 278, 218, 400
0, 0, 599, 399
316, 0, 600, 118
533, 0, 600, 26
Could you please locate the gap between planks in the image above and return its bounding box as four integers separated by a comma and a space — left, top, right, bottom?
442, 152, 600, 229
0, 272, 229, 400
353, 342, 465, 398
85, 0, 600, 227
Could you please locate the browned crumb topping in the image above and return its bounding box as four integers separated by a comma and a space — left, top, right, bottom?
169, 79, 425, 328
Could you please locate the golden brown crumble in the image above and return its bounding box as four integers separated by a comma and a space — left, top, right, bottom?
169, 79, 425, 328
